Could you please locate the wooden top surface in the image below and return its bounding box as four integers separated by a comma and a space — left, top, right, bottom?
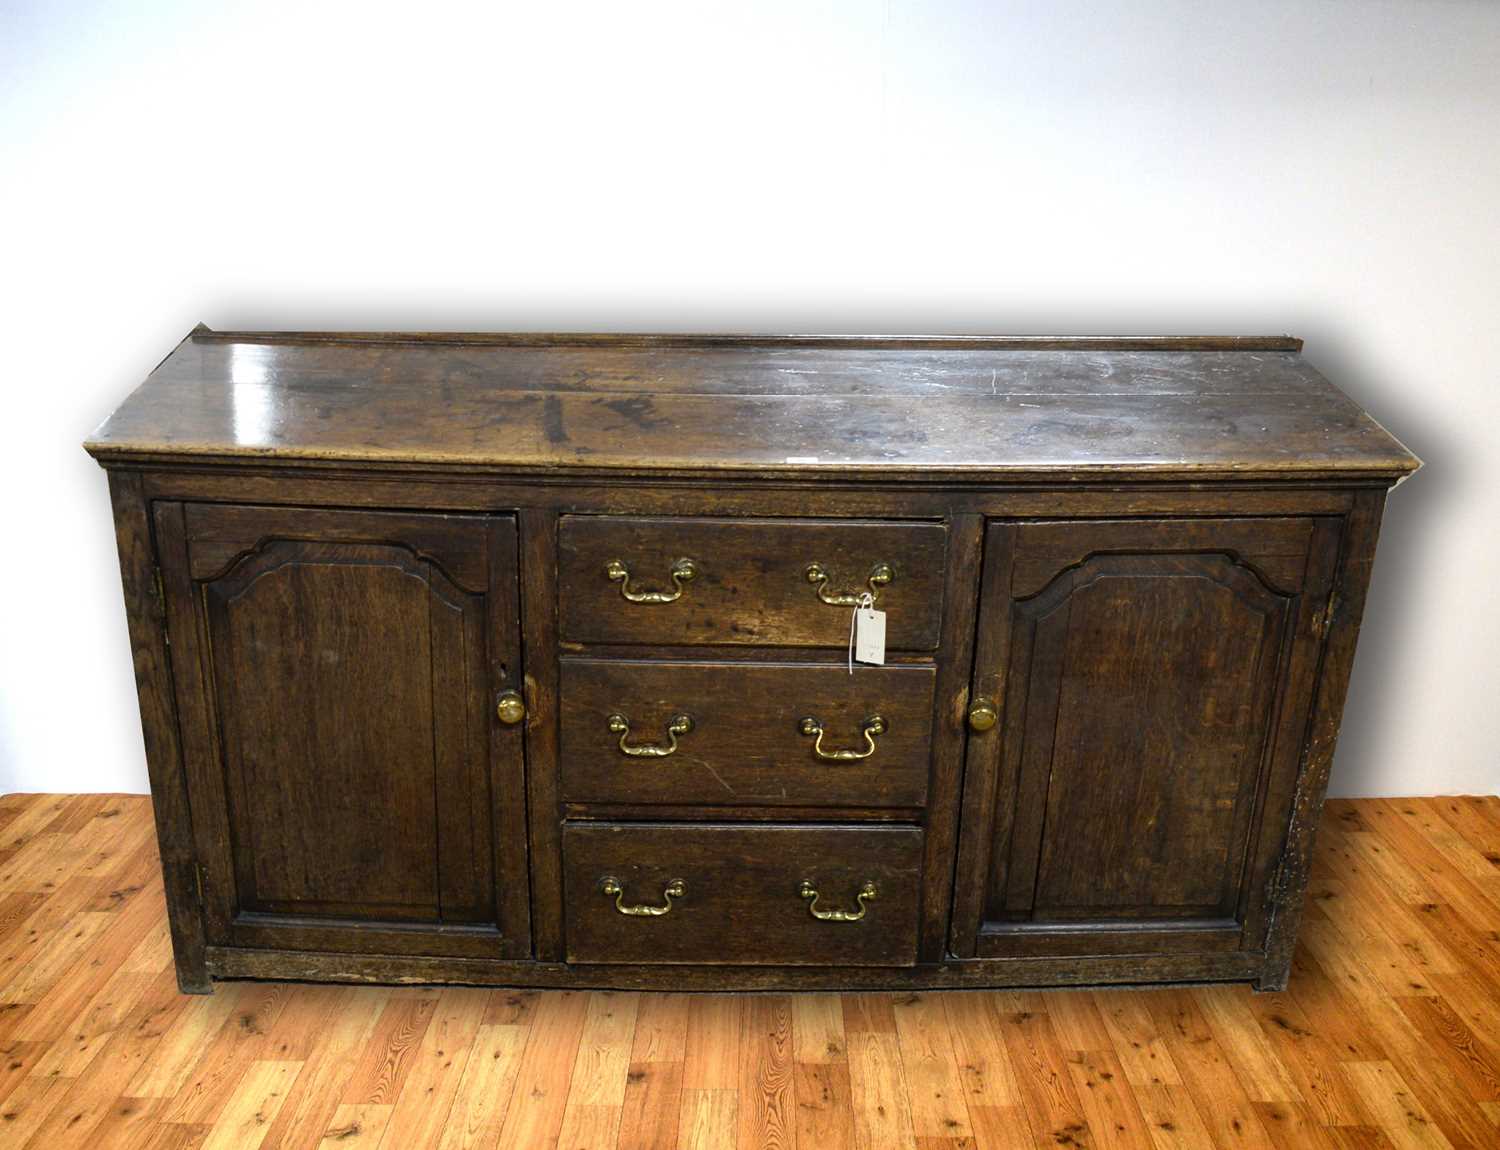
84, 328, 1419, 482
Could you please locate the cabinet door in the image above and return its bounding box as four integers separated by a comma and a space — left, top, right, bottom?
950, 518, 1340, 959
156, 504, 529, 958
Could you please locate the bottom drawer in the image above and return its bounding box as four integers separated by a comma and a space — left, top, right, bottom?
562, 823, 923, 966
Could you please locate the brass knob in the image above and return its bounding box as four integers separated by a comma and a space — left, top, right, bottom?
967, 698, 998, 732
496, 690, 526, 725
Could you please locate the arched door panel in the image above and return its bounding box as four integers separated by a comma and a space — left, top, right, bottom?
950, 517, 1341, 960
155, 504, 529, 959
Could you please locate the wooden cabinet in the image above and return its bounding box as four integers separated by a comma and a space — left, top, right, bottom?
86, 328, 1418, 994
950, 518, 1341, 959
152, 504, 531, 958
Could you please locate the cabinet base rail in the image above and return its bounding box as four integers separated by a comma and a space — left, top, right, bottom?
202, 946, 1277, 994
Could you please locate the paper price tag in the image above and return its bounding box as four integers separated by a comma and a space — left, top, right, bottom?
854, 607, 886, 665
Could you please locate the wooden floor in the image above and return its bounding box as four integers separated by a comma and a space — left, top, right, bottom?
0, 796, 1497, 1150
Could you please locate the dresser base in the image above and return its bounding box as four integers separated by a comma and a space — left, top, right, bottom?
89, 331, 1415, 1001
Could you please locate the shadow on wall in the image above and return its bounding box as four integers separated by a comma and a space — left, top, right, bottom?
1297, 325, 1448, 797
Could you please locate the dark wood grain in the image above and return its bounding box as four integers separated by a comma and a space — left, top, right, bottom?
558, 516, 947, 649
84, 329, 1419, 481
946, 521, 1020, 959
85, 329, 1416, 994
520, 507, 566, 962
916, 512, 985, 961
105, 472, 210, 993
154, 504, 530, 958
204, 945, 1270, 990
1257, 489, 1389, 989
560, 823, 923, 966
140, 470, 1364, 517
209, 537, 463, 920
558, 660, 936, 808
951, 517, 1339, 961
180, 503, 490, 589
485, 515, 533, 958
185, 329, 1305, 351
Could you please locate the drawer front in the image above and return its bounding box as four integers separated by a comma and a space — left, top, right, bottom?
562, 823, 923, 965
558, 516, 947, 649
560, 660, 936, 808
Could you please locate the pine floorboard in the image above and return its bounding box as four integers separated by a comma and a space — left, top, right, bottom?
0, 792, 1494, 1149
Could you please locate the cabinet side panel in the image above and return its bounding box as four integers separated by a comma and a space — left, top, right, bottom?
1258, 489, 1390, 989
1237, 517, 1342, 950
105, 473, 210, 992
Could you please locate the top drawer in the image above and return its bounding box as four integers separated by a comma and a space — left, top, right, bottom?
558, 516, 947, 649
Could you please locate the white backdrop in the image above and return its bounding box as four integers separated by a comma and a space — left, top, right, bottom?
1, 1, 1495, 797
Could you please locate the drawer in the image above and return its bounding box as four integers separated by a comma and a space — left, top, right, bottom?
558, 516, 947, 649
562, 823, 923, 965
559, 660, 935, 808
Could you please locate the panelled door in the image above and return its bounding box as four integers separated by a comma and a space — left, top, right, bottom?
950, 517, 1341, 959
154, 503, 530, 958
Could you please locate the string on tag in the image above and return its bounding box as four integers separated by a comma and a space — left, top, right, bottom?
848, 592, 874, 675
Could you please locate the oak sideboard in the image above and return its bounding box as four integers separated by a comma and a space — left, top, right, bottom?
85, 328, 1418, 994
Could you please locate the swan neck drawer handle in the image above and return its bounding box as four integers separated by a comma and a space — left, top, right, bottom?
600, 876, 685, 916
800, 880, 877, 921
805, 561, 894, 606
605, 557, 697, 603
798, 715, 887, 761
608, 713, 693, 757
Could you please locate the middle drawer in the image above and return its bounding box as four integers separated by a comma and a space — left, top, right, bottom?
559, 660, 936, 808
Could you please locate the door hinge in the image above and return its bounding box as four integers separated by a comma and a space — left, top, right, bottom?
1311, 589, 1339, 640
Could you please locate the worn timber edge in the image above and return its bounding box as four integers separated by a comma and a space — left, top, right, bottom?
184, 327, 1306, 352
206, 946, 1267, 990
83, 454, 1417, 486
83, 326, 1421, 481
107, 472, 211, 993
1256, 488, 1390, 989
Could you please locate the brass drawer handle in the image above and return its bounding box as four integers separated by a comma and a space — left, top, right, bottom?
600, 876, 685, 916
805, 561, 894, 607
800, 880, 877, 921
608, 713, 693, 757
606, 557, 697, 603
798, 714, 887, 761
